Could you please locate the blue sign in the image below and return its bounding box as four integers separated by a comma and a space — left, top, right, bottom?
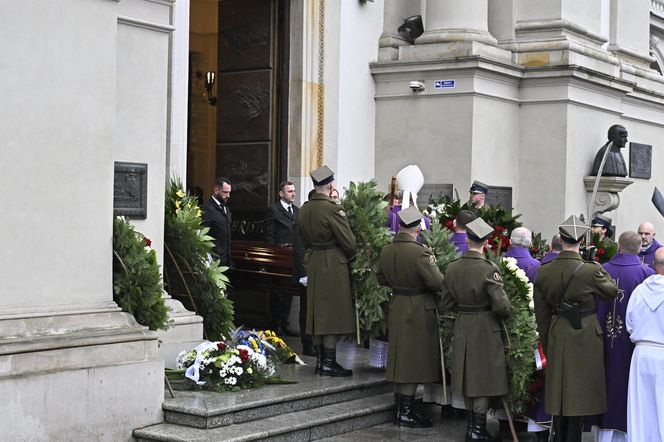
434, 80, 455, 89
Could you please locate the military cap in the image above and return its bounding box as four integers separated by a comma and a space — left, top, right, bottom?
310, 165, 335, 186
559, 215, 590, 243
466, 217, 494, 242
591, 214, 612, 229
469, 180, 489, 194
397, 206, 423, 228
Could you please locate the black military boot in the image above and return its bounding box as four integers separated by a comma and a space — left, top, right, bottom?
465, 410, 472, 438
396, 395, 433, 428
393, 393, 401, 425
313, 345, 322, 374
564, 416, 583, 442
319, 347, 353, 377
466, 412, 500, 441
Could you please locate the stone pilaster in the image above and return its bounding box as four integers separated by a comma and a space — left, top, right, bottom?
378, 0, 421, 61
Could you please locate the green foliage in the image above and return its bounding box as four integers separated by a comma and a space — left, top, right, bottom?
591, 232, 618, 264
530, 232, 550, 260
112, 217, 169, 331
164, 178, 235, 340
342, 180, 393, 341
490, 256, 539, 416
420, 217, 461, 371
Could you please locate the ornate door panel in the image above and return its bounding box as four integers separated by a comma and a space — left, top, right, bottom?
217, 0, 286, 240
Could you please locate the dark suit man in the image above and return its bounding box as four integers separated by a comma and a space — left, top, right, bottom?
202, 177, 233, 267
265, 181, 300, 338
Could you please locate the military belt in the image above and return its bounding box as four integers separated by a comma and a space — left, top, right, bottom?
311, 244, 339, 250
555, 307, 596, 317
457, 305, 492, 313
392, 288, 432, 296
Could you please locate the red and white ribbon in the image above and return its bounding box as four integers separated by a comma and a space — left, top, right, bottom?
534, 341, 547, 371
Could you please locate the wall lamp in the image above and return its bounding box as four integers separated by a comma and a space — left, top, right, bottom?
204, 71, 217, 106
398, 15, 424, 42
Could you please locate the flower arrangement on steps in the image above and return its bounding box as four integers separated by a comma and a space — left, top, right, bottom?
171, 328, 300, 392
112, 216, 169, 331
163, 179, 235, 340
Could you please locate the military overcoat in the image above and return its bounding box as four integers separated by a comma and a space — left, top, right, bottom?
376, 233, 444, 384
296, 193, 356, 335
534, 250, 618, 416
440, 251, 512, 397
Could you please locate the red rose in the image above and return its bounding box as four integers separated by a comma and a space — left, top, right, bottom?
533, 247, 539, 253
216, 342, 227, 351
444, 220, 455, 232
597, 248, 605, 255
238, 348, 249, 363
145, 237, 152, 247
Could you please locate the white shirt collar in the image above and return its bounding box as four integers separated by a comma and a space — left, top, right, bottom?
279, 199, 292, 211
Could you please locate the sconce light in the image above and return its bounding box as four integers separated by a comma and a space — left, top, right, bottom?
398, 15, 424, 42
204, 71, 217, 106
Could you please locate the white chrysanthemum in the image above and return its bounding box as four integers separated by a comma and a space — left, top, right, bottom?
252, 353, 267, 369
176, 351, 188, 369
429, 212, 437, 218
514, 268, 528, 283
234, 366, 244, 376
224, 376, 237, 385
503, 257, 519, 272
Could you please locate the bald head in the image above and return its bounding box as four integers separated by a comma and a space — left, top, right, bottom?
638, 222, 656, 248
654, 248, 664, 275
510, 227, 533, 248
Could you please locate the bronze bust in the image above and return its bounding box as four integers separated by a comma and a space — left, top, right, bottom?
590, 125, 628, 177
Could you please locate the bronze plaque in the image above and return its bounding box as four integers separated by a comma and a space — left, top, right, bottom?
630, 142, 652, 179
486, 186, 512, 210
217, 71, 272, 142
113, 162, 147, 219
217, 142, 270, 212
219, 0, 273, 71
418, 184, 454, 209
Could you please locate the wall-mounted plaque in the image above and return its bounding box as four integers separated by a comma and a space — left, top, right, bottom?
486, 186, 513, 210
629, 142, 652, 179
113, 162, 147, 219
417, 184, 454, 209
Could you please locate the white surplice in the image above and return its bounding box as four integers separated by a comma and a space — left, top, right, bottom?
625, 274, 664, 442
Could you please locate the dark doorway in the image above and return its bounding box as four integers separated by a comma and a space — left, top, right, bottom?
215, 0, 289, 240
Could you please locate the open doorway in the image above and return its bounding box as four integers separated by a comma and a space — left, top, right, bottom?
187, 0, 290, 241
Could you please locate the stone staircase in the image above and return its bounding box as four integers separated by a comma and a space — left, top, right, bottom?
134, 344, 394, 441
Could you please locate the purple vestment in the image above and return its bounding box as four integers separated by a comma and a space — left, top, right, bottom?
449, 232, 468, 253
505, 246, 541, 283
386, 205, 401, 233
586, 253, 654, 433
639, 238, 662, 269
540, 251, 559, 264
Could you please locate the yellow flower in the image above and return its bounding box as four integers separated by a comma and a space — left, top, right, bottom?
247, 367, 253, 374
176, 190, 185, 198
175, 200, 182, 209
196, 209, 202, 218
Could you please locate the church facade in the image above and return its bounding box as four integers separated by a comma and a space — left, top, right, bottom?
2, 0, 664, 439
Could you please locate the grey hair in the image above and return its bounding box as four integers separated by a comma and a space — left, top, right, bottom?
510, 227, 533, 248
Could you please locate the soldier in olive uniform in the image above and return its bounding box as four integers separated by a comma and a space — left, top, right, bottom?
376, 206, 444, 428
296, 165, 357, 377
534, 215, 618, 442
440, 217, 511, 442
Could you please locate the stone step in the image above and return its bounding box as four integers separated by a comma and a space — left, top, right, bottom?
133, 392, 395, 442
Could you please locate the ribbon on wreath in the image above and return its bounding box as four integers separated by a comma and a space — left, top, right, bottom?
534, 341, 547, 371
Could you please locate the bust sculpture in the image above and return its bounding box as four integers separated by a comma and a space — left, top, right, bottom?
590, 124, 629, 177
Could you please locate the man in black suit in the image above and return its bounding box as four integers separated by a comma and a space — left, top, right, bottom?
264, 181, 302, 339
202, 177, 233, 267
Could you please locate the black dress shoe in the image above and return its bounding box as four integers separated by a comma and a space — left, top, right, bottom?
319, 347, 353, 377
396, 395, 432, 428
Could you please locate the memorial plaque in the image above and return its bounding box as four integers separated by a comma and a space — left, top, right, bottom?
486, 186, 513, 209
629, 142, 652, 179
417, 184, 454, 209
113, 162, 147, 219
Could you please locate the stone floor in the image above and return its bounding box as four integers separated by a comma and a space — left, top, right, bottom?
285, 337, 594, 442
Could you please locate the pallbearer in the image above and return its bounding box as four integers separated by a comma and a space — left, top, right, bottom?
296, 165, 357, 377
376, 206, 444, 428
441, 217, 511, 442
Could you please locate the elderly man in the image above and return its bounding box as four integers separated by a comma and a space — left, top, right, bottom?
541, 235, 562, 264
534, 215, 618, 442
469, 180, 490, 210
587, 231, 654, 442
505, 227, 541, 282
638, 222, 662, 269
626, 247, 664, 442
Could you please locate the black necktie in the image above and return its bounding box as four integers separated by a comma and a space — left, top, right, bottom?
287, 205, 293, 218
